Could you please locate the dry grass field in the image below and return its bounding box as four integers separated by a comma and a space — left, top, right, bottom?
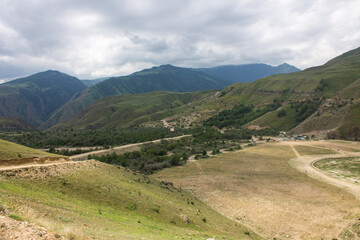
153, 142, 360, 240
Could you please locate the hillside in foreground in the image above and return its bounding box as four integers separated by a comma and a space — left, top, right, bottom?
0, 159, 259, 239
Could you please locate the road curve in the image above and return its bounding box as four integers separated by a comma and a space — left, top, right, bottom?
287, 142, 360, 201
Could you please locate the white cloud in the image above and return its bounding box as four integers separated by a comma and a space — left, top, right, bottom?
0, 0, 359, 80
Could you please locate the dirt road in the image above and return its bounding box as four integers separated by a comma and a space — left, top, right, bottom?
0, 135, 191, 171
288, 142, 360, 201
70, 134, 191, 161
0, 161, 78, 171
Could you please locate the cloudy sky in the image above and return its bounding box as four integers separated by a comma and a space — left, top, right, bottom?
0, 0, 360, 81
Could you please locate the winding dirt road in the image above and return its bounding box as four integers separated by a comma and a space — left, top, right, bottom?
70, 134, 191, 160
288, 142, 360, 201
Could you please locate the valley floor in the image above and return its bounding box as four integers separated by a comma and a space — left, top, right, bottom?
153, 140, 360, 240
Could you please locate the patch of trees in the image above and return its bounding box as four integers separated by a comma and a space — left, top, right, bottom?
277, 109, 286, 117
289, 99, 321, 123
316, 79, 329, 92
48, 147, 99, 156
203, 103, 281, 129
89, 127, 256, 174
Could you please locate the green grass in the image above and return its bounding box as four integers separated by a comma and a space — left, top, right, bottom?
314, 157, 360, 181
243, 99, 320, 130
0, 139, 61, 160
338, 104, 360, 140
57, 91, 214, 130
9, 213, 24, 221
0, 161, 259, 240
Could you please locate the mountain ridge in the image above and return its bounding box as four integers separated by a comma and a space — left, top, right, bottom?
40, 65, 227, 129
195, 63, 300, 84
0, 70, 87, 127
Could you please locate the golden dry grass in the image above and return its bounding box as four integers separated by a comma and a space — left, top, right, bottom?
153, 142, 360, 240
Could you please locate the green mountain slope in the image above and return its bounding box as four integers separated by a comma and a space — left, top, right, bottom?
56, 91, 214, 130
41, 65, 225, 129
0, 143, 259, 239
0, 70, 87, 127
0, 117, 34, 131
196, 63, 300, 84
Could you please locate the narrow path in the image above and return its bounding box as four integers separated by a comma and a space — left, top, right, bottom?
288, 142, 360, 201
71, 134, 191, 160
195, 161, 205, 176
0, 161, 78, 171
289, 143, 301, 158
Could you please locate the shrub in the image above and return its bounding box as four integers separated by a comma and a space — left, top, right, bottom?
9, 214, 24, 221
277, 109, 286, 117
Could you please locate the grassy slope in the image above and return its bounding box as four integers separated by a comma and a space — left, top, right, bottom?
338, 104, 360, 139
294, 145, 337, 156
0, 139, 60, 160
0, 161, 259, 240
56, 91, 215, 130
246, 105, 300, 130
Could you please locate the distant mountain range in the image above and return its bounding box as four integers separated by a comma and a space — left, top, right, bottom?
81, 77, 110, 87
0, 61, 306, 132
195, 63, 300, 84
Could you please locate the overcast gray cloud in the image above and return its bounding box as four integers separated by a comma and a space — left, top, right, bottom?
0, 0, 359, 81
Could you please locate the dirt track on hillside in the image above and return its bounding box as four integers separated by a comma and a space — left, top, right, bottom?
70, 134, 191, 160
